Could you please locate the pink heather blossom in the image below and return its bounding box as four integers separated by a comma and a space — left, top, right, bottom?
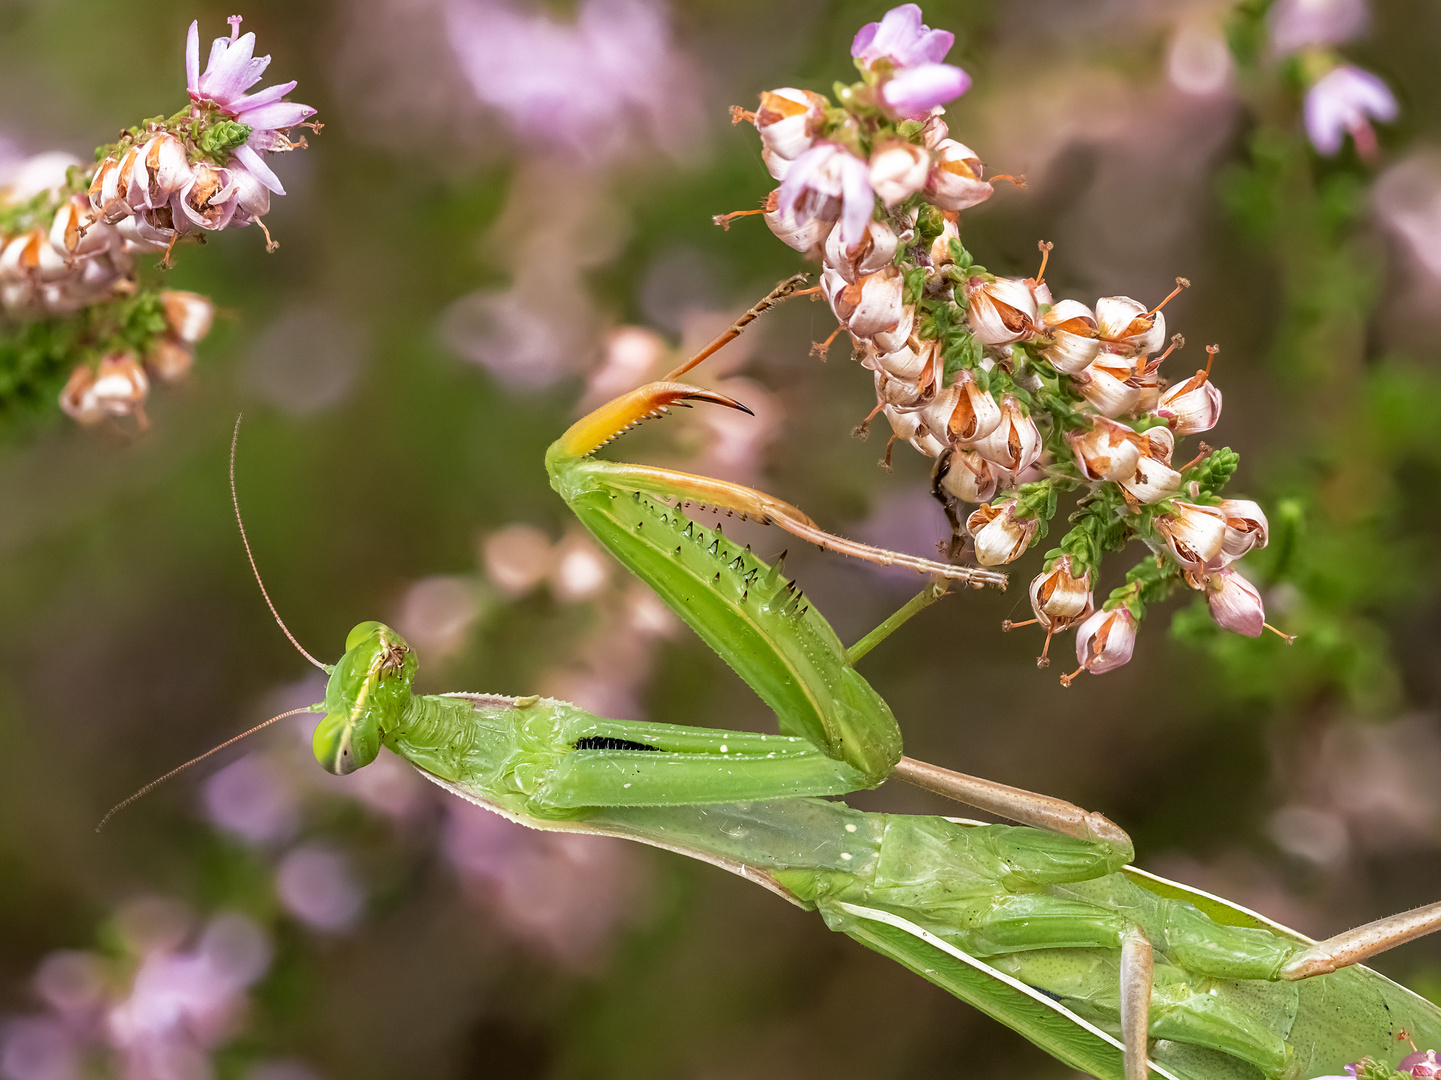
852, 4, 954, 69
1073, 607, 1138, 676
1206, 567, 1266, 637
852, 5, 970, 118
445, 0, 699, 162
1304, 64, 1398, 158
1402, 1049, 1441, 1079
186, 17, 316, 196
777, 142, 876, 248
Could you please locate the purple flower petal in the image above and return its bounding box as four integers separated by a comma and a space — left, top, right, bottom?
198, 32, 269, 102
230, 79, 299, 114
1304, 64, 1398, 156
186, 21, 201, 97
909, 27, 954, 65
838, 152, 876, 247
851, 20, 879, 59
869, 4, 924, 62
881, 62, 970, 117
236, 100, 316, 131
234, 143, 285, 196
776, 144, 824, 222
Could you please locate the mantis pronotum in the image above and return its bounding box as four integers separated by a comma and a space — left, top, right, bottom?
115, 280, 1441, 1080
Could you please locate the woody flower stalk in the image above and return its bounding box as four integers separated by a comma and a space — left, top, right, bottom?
0, 15, 315, 429
719, 3, 1288, 684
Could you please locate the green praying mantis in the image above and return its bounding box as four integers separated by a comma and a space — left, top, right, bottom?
108, 278, 1441, 1080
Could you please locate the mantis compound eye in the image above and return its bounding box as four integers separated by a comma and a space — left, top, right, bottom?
311, 709, 380, 776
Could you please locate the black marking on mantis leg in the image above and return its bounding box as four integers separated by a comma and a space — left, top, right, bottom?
708, 538, 720, 556
730, 555, 745, 572
684, 522, 695, 539
572, 736, 660, 752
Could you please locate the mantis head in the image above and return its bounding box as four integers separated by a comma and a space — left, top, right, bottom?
313, 621, 418, 775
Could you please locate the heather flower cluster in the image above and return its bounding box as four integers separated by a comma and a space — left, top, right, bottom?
724, 4, 1287, 684
0, 15, 314, 428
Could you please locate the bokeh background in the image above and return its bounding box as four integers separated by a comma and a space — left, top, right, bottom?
1, 0, 1440, 1077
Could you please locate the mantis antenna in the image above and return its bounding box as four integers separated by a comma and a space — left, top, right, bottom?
95, 706, 316, 832
230, 415, 328, 671
96, 420, 336, 832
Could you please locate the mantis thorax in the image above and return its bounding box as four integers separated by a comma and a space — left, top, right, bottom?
313, 621, 418, 775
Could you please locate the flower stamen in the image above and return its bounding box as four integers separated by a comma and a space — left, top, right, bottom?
1149, 276, 1190, 316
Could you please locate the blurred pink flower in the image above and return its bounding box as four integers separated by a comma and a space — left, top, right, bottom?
443, 803, 642, 968
1269, 0, 1369, 53
202, 754, 300, 845
1304, 64, 1397, 158
852, 4, 953, 69
0, 1017, 79, 1080
444, 0, 700, 161
186, 17, 316, 196
275, 846, 364, 933
107, 914, 271, 1080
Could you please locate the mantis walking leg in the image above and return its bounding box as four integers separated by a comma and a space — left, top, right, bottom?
1280, 899, 1441, 979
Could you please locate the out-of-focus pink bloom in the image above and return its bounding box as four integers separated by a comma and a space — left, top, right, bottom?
394, 575, 482, 658
186, 17, 316, 196
550, 532, 611, 602
1269, 0, 1369, 54
1072, 607, 1138, 677
1403, 1049, 1441, 1079
203, 753, 300, 845
852, 5, 954, 70
1375, 154, 1441, 281
1304, 65, 1397, 158
882, 63, 971, 118
445, 0, 699, 162
35, 952, 107, 1019
107, 913, 271, 1079
777, 142, 875, 248
275, 845, 364, 933
1205, 567, 1266, 637
0, 1017, 80, 1080
443, 802, 642, 968
482, 523, 558, 597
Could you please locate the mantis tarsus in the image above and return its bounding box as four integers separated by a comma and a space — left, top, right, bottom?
117, 278, 1441, 1080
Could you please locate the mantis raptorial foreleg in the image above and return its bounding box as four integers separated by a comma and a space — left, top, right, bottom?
549, 383, 1007, 588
